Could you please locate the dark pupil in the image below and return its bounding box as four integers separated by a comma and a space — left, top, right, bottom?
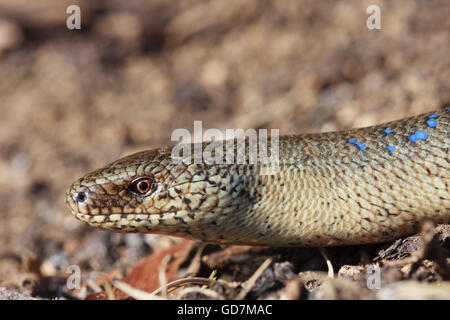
137, 181, 149, 192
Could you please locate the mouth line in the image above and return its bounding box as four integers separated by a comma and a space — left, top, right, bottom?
71, 211, 150, 218
71, 211, 153, 226
70, 210, 186, 230
70, 210, 178, 220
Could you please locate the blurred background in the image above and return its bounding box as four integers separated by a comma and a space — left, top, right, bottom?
0, 0, 448, 298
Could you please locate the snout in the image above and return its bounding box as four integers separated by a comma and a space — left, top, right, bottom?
65, 182, 93, 216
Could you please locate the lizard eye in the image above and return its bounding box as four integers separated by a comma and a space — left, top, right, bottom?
128, 177, 156, 195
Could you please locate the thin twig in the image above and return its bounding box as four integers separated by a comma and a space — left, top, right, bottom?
318, 247, 334, 279
151, 277, 225, 296
158, 254, 172, 298
180, 243, 207, 277
236, 257, 272, 300
176, 287, 226, 300
113, 280, 166, 300
102, 276, 115, 300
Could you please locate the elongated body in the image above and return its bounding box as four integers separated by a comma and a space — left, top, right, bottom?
66, 107, 449, 246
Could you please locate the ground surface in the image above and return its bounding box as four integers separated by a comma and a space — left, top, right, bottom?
0, 0, 449, 300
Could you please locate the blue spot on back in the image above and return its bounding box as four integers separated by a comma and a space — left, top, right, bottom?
415, 130, 427, 140
428, 114, 438, 119
409, 134, 418, 142
426, 119, 437, 128
383, 129, 393, 134
409, 130, 428, 142
386, 145, 395, 151
356, 142, 367, 150
347, 138, 366, 150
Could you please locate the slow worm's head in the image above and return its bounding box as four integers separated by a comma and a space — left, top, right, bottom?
65, 146, 244, 239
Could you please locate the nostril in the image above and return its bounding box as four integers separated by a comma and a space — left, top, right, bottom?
74, 191, 87, 203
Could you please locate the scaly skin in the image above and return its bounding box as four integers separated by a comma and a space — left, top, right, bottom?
66, 107, 449, 246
